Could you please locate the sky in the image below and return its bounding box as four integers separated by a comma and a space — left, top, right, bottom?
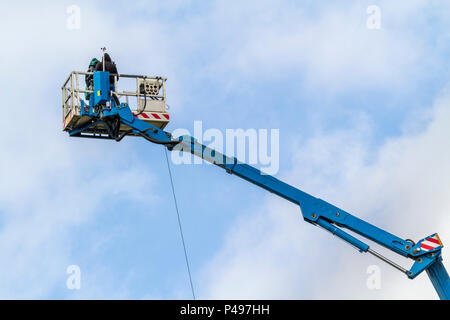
0, 0, 449, 299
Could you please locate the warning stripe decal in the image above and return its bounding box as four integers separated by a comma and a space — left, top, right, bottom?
63, 110, 74, 129
420, 243, 434, 251
132, 112, 170, 121
426, 237, 440, 245
420, 234, 443, 252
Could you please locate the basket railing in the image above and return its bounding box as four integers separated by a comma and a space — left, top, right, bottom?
62, 71, 167, 123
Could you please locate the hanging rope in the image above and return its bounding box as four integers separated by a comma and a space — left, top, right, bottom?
164, 148, 196, 299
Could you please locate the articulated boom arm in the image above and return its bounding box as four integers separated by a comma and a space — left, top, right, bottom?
66, 71, 450, 299
170, 136, 449, 299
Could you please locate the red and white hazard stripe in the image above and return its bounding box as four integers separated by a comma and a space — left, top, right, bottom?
63, 110, 74, 130
132, 112, 170, 121
420, 234, 443, 251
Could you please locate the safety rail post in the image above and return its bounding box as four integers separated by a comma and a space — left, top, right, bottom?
70, 72, 74, 113
61, 84, 65, 126
75, 72, 80, 110
163, 78, 167, 104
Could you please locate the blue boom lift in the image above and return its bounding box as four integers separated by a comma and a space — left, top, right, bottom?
62, 69, 449, 299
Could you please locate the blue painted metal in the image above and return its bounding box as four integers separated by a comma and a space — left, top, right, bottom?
426, 255, 450, 300
315, 219, 369, 253
93, 71, 110, 106
66, 70, 450, 299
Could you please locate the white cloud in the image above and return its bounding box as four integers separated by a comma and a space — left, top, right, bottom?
189, 1, 433, 93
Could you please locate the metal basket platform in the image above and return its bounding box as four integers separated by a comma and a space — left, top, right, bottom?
62, 71, 170, 137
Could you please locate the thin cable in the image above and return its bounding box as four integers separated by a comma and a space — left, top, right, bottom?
164, 148, 196, 299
